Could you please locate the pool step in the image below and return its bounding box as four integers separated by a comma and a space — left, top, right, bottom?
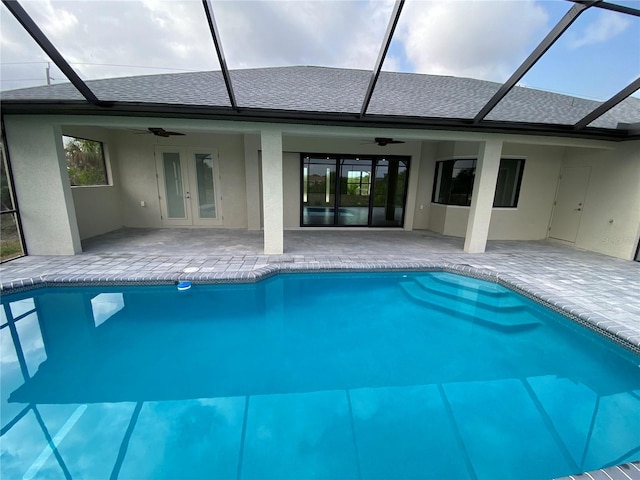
413, 276, 526, 313
427, 272, 511, 298
400, 281, 540, 333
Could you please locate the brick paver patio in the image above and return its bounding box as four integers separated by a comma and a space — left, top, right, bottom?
2, 228, 639, 353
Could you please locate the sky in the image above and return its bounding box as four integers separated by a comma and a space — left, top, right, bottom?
0, 0, 639, 101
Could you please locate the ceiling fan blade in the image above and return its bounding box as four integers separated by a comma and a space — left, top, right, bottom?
147, 127, 185, 137
374, 137, 405, 146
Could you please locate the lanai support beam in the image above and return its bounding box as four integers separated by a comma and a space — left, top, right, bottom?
464, 138, 503, 254
202, 0, 239, 112
359, 0, 405, 118
574, 77, 640, 129
566, 0, 640, 17
1, 0, 106, 106
473, 1, 597, 124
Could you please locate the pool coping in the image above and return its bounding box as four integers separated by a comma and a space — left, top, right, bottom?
2, 261, 639, 356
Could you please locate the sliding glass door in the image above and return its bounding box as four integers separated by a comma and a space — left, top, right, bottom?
301, 154, 409, 227
371, 158, 408, 227
302, 157, 336, 226
338, 158, 372, 226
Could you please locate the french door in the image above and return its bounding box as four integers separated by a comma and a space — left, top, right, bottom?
156, 147, 222, 226
301, 154, 409, 227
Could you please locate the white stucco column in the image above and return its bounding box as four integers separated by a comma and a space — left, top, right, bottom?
463, 138, 503, 253
244, 134, 262, 231
4, 116, 81, 255
260, 128, 284, 254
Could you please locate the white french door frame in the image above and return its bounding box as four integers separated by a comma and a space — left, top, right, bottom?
155, 146, 223, 227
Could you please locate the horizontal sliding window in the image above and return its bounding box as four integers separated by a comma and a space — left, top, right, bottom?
63, 135, 108, 186
432, 158, 524, 208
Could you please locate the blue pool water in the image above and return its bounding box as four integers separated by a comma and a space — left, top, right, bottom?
1, 271, 639, 479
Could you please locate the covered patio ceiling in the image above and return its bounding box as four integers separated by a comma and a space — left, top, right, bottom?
1, 0, 639, 140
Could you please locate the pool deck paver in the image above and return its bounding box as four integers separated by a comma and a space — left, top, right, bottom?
1, 228, 639, 479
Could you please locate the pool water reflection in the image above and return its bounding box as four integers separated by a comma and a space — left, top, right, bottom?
1, 272, 639, 479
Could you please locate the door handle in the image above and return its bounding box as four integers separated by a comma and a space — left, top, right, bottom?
185, 192, 191, 199
574, 208, 581, 211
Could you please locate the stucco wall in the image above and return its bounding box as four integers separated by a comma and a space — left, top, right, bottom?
426, 140, 564, 240
4, 116, 81, 255
71, 187, 123, 240
444, 206, 470, 236
488, 143, 563, 240
63, 126, 123, 240
112, 131, 247, 228
244, 134, 262, 230
428, 203, 447, 233
282, 136, 420, 158
412, 142, 437, 230
562, 141, 640, 260
435, 140, 480, 158
283, 152, 301, 228
7, 113, 635, 261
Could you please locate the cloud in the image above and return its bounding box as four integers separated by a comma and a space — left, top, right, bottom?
568, 11, 631, 49
4, 0, 607, 95
25, 0, 79, 37
1, 0, 220, 85
395, 0, 549, 82
1, 0, 396, 90
212, 0, 395, 70
0, 4, 55, 89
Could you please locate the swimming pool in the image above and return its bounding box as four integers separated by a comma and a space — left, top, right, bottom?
1, 271, 639, 479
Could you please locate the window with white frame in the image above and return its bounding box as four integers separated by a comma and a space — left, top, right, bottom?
63, 135, 108, 186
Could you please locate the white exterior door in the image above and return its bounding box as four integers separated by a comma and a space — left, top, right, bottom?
549, 166, 591, 243
156, 147, 222, 227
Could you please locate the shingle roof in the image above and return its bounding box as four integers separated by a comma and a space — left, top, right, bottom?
2, 66, 639, 130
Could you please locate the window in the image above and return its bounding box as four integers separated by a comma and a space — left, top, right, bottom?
63, 135, 108, 186
494, 159, 525, 208
432, 158, 524, 208
432, 159, 476, 206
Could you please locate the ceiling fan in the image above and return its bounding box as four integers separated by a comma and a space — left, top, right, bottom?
132, 127, 185, 137
369, 137, 405, 146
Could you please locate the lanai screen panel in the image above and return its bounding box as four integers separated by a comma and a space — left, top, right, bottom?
0, 0, 638, 133
486, 4, 640, 127
211, 0, 394, 113
367, 0, 572, 120
0, 7, 76, 95
15, 0, 224, 106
